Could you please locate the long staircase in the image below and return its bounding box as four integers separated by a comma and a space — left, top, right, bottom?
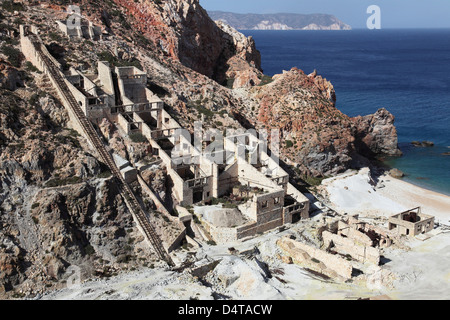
28, 34, 174, 267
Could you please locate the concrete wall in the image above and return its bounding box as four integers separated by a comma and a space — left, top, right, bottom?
64, 78, 89, 114
116, 66, 147, 104
200, 216, 260, 244
218, 161, 239, 196
161, 109, 181, 130
120, 166, 137, 184
236, 157, 280, 191
98, 61, 115, 96
344, 216, 394, 248
322, 231, 380, 265
278, 237, 353, 280
389, 213, 435, 236
55, 20, 81, 38
20, 26, 93, 147
117, 113, 131, 134
337, 221, 373, 247
285, 183, 310, 222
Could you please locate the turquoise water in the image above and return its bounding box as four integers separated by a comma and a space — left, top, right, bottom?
242, 29, 450, 195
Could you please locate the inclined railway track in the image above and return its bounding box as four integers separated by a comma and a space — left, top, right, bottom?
29, 35, 174, 266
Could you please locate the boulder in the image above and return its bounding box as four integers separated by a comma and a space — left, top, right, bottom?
353, 108, 403, 157
411, 141, 434, 147
389, 168, 405, 178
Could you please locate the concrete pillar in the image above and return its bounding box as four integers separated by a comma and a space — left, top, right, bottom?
212, 163, 219, 198
157, 105, 163, 129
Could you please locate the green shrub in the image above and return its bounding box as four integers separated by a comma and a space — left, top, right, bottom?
285, 140, 294, 148
48, 32, 63, 42
1, 1, 25, 12
84, 244, 95, 255
97, 51, 142, 69
258, 75, 274, 86
25, 61, 40, 73
129, 132, 147, 143
98, 170, 112, 179
1, 45, 23, 68
194, 105, 214, 118
225, 78, 235, 89
192, 215, 201, 225
45, 176, 82, 187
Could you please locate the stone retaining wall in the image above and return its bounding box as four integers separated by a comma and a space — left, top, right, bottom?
278, 237, 353, 280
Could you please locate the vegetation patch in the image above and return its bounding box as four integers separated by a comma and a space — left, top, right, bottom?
225, 78, 235, 89
1, 1, 25, 13
194, 104, 215, 118
285, 140, 294, 148
98, 170, 112, 179
25, 61, 40, 73
84, 244, 95, 256
258, 75, 274, 86
45, 176, 82, 188
1, 45, 23, 68
129, 132, 147, 143
97, 51, 142, 69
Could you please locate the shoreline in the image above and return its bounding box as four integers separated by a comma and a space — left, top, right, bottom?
318, 168, 450, 223
400, 175, 450, 198
378, 176, 450, 222
381, 143, 450, 198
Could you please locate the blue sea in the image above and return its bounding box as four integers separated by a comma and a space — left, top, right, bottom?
242, 29, 450, 195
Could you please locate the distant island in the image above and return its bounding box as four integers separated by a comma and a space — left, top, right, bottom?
208, 11, 352, 30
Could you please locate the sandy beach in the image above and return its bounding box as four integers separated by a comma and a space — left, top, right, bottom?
318, 168, 450, 223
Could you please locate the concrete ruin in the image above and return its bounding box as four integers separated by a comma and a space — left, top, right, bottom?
61, 61, 310, 241
278, 237, 353, 280
56, 15, 103, 41
277, 214, 401, 281
316, 214, 398, 267
388, 207, 435, 237
20, 22, 310, 248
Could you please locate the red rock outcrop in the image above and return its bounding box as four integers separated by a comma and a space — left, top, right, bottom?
246, 68, 353, 176
244, 68, 400, 177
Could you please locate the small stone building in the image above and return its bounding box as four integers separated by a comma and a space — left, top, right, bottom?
388, 207, 435, 236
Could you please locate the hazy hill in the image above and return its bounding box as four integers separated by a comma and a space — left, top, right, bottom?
208, 11, 352, 30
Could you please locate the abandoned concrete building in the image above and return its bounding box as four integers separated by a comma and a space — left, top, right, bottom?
56, 15, 103, 41
63, 60, 310, 242
388, 207, 435, 237
20, 22, 311, 247
318, 214, 398, 266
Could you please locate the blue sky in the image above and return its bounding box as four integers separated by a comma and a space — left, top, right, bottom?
200, 0, 450, 29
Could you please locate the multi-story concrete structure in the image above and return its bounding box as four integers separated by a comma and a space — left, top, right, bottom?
38, 56, 311, 242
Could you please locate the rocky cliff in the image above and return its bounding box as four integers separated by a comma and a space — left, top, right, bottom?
108, 0, 262, 85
